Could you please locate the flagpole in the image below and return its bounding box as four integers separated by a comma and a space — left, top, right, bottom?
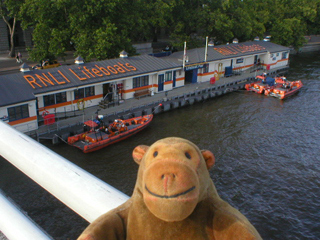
205, 36, 208, 62
183, 41, 186, 69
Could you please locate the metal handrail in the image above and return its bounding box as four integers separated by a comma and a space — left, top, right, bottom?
0, 121, 129, 239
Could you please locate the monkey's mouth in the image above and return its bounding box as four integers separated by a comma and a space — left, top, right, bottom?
145, 185, 196, 199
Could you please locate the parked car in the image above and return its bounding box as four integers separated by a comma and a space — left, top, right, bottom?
162, 45, 178, 53
33, 60, 61, 70
263, 35, 271, 42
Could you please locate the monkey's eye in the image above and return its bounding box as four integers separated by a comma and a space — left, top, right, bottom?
185, 152, 191, 159
153, 151, 158, 157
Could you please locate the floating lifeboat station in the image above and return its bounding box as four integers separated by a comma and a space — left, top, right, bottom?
0, 39, 292, 239
0, 39, 290, 134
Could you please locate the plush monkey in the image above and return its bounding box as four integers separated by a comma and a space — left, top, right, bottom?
78, 137, 262, 240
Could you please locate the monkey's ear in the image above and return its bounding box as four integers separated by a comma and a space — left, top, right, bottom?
132, 145, 149, 165
201, 150, 215, 170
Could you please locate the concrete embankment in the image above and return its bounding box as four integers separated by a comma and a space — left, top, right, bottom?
290, 35, 320, 54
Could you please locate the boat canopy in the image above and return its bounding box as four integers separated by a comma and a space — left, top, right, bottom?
264, 77, 275, 86
84, 120, 99, 128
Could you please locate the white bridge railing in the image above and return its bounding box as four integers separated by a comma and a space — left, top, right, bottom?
0, 120, 129, 240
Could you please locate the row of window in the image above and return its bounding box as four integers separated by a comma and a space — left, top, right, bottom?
7, 53, 287, 122
8, 104, 29, 122
133, 75, 149, 88
165, 71, 172, 81
74, 87, 95, 100
133, 71, 176, 88
43, 86, 95, 107
270, 52, 288, 59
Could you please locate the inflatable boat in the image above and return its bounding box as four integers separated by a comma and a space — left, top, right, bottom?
265, 78, 303, 99
245, 75, 276, 94
68, 114, 153, 153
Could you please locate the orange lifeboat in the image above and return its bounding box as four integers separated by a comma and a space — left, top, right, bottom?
67, 115, 153, 153
245, 75, 276, 94
266, 78, 303, 99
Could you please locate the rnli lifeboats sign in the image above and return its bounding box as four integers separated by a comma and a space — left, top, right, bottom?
23, 62, 137, 89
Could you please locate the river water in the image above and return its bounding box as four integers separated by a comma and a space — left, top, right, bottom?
0, 52, 319, 239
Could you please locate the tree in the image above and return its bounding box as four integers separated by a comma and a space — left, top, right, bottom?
20, 0, 71, 62
169, 0, 210, 49
20, 0, 142, 61
16, 0, 320, 62
271, 18, 307, 51
65, 0, 137, 61
144, 0, 178, 42
0, 0, 25, 58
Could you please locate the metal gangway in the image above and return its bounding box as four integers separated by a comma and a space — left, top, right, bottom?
0, 120, 129, 240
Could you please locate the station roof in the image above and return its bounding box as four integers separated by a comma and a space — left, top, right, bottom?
0, 41, 290, 108
163, 41, 290, 65
0, 54, 181, 107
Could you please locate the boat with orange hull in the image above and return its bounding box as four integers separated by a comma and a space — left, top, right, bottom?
245, 75, 277, 94
265, 79, 303, 99
68, 115, 153, 153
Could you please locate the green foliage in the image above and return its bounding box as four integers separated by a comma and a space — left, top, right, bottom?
0, 0, 26, 57
20, 0, 70, 61
14, 0, 320, 62
0, 0, 24, 17
271, 18, 307, 50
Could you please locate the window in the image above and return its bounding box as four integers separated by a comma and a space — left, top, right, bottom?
133, 75, 149, 88
8, 104, 29, 122
56, 92, 67, 104
236, 58, 243, 64
44, 92, 67, 106
74, 88, 85, 100
282, 52, 288, 59
43, 94, 55, 106
74, 87, 95, 100
203, 64, 209, 73
85, 86, 95, 97
165, 71, 172, 81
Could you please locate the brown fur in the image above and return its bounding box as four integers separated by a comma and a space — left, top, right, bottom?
78, 137, 262, 240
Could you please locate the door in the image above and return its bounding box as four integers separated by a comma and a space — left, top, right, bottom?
185, 70, 193, 84
254, 55, 258, 64
158, 74, 164, 92
191, 69, 198, 83
185, 69, 198, 84
173, 71, 176, 88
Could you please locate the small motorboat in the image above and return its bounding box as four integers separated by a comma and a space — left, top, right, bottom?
265, 77, 303, 99
68, 115, 153, 153
245, 74, 276, 94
